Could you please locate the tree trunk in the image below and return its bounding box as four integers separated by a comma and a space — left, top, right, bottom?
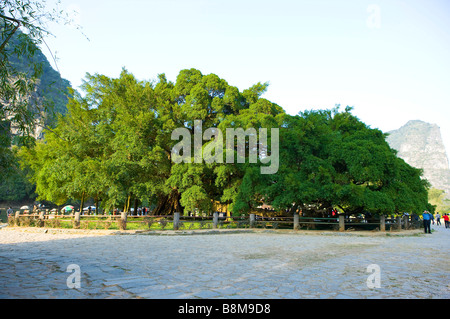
134, 198, 139, 216
152, 189, 183, 215
288, 204, 299, 216
123, 193, 132, 213
95, 197, 100, 215
79, 191, 85, 215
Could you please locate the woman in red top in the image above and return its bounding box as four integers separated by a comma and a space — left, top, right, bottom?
443, 214, 449, 229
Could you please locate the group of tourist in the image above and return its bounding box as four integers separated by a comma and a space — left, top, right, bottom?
422, 211, 450, 233
435, 212, 450, 228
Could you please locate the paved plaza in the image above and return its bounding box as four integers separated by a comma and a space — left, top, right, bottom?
0, 224, 449, 299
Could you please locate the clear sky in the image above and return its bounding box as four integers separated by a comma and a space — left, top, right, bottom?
42, 0, 450, 159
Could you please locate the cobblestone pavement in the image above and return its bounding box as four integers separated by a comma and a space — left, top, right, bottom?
0, 224, 449, 299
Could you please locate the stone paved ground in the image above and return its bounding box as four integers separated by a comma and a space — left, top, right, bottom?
0, 224, 449, 299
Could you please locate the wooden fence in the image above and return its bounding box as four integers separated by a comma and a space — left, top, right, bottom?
8, 210, 422, 232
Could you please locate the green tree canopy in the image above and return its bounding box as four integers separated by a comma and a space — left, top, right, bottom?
428, 188, 450, 214
19, 69, 431, 217
19, 68, 284, 214
232, 107, 430, 216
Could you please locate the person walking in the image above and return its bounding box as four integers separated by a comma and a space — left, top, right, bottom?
436, 212, 441, 226
443, 214, 450, 229
6, 207, 13, 217
422, 211, 432, 234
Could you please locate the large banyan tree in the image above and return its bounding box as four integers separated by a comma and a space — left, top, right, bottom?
19, 68, 431, 216
238, 107, 431, 217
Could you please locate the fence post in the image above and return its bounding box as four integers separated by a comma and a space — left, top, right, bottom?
339, 215, 345, 232
213, 212, 219, 229
14, 211, 20, 226
294, 213, 299, 230
396, 216, 402, 230
37, 210, 45, 227
403, 215, 409, 230
380, 215, 386, 232
74, 211, 81, 228
173, 212, 180, 230
250, 214, 256, 228
120, 211, 127, 230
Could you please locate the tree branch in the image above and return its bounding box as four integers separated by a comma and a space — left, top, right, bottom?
0, 17, 20, 53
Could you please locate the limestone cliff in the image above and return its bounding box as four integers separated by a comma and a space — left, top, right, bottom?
387, 120, 450, 198
3, 28, 71, 140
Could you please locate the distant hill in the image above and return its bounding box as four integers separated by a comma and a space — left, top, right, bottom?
6, 28, 72, 138
386, 120, 450, 198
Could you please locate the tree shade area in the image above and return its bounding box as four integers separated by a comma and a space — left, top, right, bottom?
16, 68, 432, 216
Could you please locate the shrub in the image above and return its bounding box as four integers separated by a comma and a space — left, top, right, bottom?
143, 217, 154, 229
20, 217, 31, 227
81, 220, 89, 229
104, 220, 112, 230
45, 218, 61, 228
159, 218, 168, 230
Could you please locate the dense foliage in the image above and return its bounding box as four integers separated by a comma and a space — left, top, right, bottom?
239, 108, 431, 216
17, 68, 431, 216
428, 188, 450, 214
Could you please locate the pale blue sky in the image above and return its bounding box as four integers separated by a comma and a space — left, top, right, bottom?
42, 0, 450, 158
